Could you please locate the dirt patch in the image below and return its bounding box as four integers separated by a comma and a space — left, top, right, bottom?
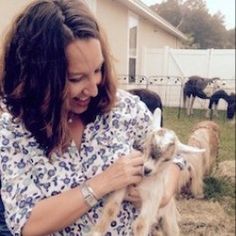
213, 160, 235, 184
176, 160, 235, 235
177, 199, 235, 236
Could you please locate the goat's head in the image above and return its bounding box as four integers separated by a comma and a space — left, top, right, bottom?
142, 108, 205, 176
212, 79, 227, 91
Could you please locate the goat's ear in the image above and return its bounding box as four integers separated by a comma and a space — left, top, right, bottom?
177, 141, 205, 153
152, 108, 162, 129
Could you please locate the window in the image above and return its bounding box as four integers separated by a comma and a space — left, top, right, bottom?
129, 58, 136, 83
128, 13, 138, 83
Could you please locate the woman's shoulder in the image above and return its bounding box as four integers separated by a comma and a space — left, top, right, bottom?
115, 89, 151, 115
0, 112, 30, 140
116, 89, 142, 108
0, 112, 14, 132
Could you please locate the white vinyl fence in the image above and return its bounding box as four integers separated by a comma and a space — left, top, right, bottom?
118, 48, 235, 111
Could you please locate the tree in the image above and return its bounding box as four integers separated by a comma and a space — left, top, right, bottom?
225, 28, 235, 49
150, 0, 235, 49
153, 0, 182, 27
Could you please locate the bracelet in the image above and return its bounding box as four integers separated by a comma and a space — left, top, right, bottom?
81, 182, 98, 208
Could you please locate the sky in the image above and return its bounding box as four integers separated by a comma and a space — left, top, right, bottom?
141, 0, 235, 29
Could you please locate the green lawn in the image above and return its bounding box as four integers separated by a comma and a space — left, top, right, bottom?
163, 107, 235, 161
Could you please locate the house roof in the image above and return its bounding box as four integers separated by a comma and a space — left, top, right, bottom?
117, 0, 188, 41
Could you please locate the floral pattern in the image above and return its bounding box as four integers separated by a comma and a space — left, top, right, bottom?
0, 89, 152, 235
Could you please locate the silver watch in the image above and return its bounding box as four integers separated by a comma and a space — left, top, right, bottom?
81, 183, 98, 207
173, 156, 187, 170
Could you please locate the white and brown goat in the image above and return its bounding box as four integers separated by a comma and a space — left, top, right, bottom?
91, 108, 204, 236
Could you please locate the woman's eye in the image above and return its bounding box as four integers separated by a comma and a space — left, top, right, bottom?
95, 67, 102, 74
68, 77, 84, 83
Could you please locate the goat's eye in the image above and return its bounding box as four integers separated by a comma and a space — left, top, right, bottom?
136, 146, 144, 153
169, 142, 175, 147
151, 154, 156, 160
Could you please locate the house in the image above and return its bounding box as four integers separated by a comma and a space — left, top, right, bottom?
90, 0, 187, 82
0, 0, 187, 82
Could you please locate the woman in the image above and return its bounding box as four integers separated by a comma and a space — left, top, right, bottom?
0, 0, 181, 235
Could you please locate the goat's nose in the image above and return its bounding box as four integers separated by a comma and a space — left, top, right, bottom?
144, 167, 152, 176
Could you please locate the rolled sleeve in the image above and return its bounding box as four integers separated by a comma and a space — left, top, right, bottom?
0, 115, 45, 235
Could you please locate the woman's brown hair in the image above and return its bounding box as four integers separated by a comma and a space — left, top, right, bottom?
0, 0, 117, 156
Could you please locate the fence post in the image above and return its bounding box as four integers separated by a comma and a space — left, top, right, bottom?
141, 46, 147, 76
207, 48, 213, 78
163, 46, 169, 76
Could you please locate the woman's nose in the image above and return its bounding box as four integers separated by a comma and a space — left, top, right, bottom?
83, 77, 99, 97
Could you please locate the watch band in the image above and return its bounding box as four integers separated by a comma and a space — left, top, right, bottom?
81, 182, 98, 207
173, 156, 187, 170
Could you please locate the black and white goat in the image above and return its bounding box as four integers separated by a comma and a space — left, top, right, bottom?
183, 75, 222, 116
128, 88, 163, 126
91, 108, 204, 236
206, 90, 236, 122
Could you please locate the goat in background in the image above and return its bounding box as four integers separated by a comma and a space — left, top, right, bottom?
128, 88, 164, 126
177, 120, 220, 199
206, 90, 235, 123
183, 75, 222, 116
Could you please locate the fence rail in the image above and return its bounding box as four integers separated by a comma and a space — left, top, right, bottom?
118, 74, 235, 112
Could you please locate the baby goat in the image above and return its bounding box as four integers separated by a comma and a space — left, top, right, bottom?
91, 108, 204, 236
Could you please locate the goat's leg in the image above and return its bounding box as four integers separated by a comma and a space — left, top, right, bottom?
183, 93, 187, 109
213, 103, 219, 117
203, 149, 211, 175
205, 109, 211, 118
91, 189, 125, 236
206, 98, 213, 118
132, 195, 161, 236
189, 96, 195, 115
162, 213, 179, 236
186, 96, 191, 115
191, 169, 204, 199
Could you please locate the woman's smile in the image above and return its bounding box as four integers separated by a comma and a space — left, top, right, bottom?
73, 97, 91, 107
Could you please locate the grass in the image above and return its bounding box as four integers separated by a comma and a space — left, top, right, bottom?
163, 107, 236, 161
163, 107, 235, 215
204, 176, 235, 215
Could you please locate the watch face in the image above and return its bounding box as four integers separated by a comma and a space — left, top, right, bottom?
87, 195, 97, 205
82, 184, 98, 207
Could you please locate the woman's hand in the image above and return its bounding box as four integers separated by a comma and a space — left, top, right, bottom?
104, 150, 144, 192
88, 150, 144, 199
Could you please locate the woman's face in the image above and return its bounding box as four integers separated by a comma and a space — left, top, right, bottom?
66, 38, 104, 115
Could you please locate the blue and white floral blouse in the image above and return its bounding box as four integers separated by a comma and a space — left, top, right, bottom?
0, 89, 152, 236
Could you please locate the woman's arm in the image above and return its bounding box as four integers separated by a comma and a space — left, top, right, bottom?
22, 151, 143, 236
